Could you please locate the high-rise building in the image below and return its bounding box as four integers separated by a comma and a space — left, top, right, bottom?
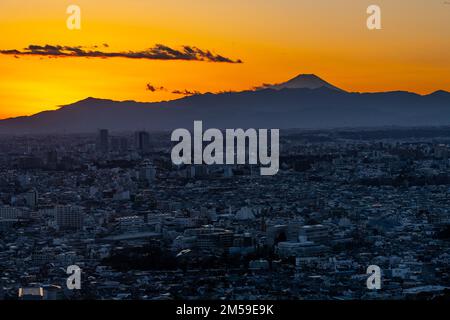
134, 131, 150, 153
0, 206, 22, 219
55, 205, 84, 231
24, 189, 38, 208
98, 129, 109, 153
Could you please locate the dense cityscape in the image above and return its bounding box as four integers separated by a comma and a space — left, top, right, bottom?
0, 127, 449, 300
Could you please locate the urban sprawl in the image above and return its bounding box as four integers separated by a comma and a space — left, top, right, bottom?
0, 128, 449, 300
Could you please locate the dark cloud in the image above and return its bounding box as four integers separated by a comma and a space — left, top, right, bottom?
146, 84, 166, 92
172, 89, 201, 96
0, 44, 242, 63
146, 84, 157, 92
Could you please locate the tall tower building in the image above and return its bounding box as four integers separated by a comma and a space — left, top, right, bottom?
97, 129, 109, 153
24, 189, 38, 208
134, 131, 151, 153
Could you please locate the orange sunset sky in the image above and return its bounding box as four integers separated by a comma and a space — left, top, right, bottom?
0, 0, 449, 119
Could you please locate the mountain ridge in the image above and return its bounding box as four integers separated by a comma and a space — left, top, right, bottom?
1, 75, 450, 134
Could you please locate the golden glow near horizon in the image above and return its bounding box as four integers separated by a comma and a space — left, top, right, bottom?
0, 0, 449, 119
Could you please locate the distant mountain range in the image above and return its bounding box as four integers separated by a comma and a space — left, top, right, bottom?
1, 74, 450, 134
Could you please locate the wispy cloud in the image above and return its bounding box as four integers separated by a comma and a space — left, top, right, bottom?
145, 83, 200, 96
171, 89, 201, 96
253, 83, 276, 90
0, 44, 243, 63
145, 82, 239, 96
